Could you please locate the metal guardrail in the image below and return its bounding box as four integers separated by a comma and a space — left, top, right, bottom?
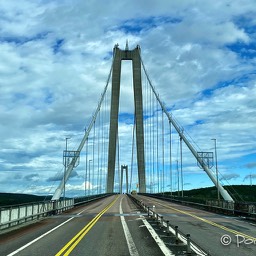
0, 199, 74, 231
128, 194, 209, 255
0, 193, 114, 232
140, 193, 256, 221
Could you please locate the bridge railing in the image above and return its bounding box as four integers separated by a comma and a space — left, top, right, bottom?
0, 193, 114, 232
140, 193, 256, 221
128, 194, 209, 255
0, 199, 74, 231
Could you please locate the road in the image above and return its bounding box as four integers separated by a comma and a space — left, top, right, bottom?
0, 195, 169, 256
1, 194, 255, 256
135, 195, 256, 256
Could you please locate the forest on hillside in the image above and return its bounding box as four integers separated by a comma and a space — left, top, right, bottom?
0, 185, 255, 207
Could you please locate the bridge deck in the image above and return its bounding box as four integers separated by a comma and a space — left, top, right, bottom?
0, 195, 164, 256
135, 195, 256, 256
0, 195, 255, 256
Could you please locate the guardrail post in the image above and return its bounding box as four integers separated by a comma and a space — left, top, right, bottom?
160, 216, 164, 228
52, 200, 57, 215
8, 208, 12, 228
166, 220, 170, 235
175, 226, 179, 244
141, 201, 145, 211
18, 206, 21, 225
147, 207, 150, 217
186, 234, 191, 254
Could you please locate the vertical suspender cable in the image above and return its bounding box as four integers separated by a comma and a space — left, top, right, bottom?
52, 59, 113, 200
152, 90, 155, 193
162, 108, 165, 193
147, 77, 152, 191
104, 89, 108, 191
97, 111, 100, 194
169, 121, 172, 195
85, 137, 88, 196
149, 82, 152, 193
139, 55, 234, 202
88, 140, 91, 196
152, 84, 155, 193
177, 140, 180, 196
145, 75, 150, 190
100, 97, 105, 194
156, 100, 159, 193
180, 136, 183, 197
92, 121, 96, 195
99, 109, 103, 194
129, 116, 136, 193
117, 133, 120, 193
149, 80, 151, 191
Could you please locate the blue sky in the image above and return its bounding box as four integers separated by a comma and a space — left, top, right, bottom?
0, 0, 256, 197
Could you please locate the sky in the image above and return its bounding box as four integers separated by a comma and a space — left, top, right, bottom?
0, 0, 256, 198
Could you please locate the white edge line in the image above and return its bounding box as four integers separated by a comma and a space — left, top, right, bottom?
160, 222, 207, 256
7, 207, 88, 256
120, 197, 139, 256
141, 216, 175, 256
148, 198, 208, 256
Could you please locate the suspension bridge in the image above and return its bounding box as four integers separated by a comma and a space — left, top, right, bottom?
52, 42, 233, 202
1, 44, 255, 256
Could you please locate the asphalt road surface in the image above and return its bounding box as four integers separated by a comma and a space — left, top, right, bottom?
0, 195, 170, 256
135, 195, 256, 256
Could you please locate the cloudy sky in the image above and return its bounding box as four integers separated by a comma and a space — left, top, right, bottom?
0, 0, 256, 197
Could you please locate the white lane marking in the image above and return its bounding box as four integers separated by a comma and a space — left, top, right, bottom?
141, 216, 174, 256
119, 197, 139, 256
7, 208, 88, 256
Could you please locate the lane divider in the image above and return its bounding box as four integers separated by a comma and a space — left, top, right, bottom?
147, 197, 256, 241
55, 195, 120, 256
119, 197, 139, 256
7, 203, 98, 256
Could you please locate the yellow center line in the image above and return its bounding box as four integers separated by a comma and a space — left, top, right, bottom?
148, 198, 256, 241
55, 195, 120, 256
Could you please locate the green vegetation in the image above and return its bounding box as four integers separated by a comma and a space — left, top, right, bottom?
163, 185, 256, 202
0, 185, 255, 207
0, 193, 52, 207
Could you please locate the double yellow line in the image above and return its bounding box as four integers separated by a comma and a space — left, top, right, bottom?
55, 195, 119, 256
150, 198, 256, 241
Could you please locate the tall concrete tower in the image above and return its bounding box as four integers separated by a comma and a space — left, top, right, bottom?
106, 43, 146, 193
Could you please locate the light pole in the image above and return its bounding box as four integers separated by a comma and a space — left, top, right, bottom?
180, 136, 183, 197
212, 138, 220, 201
84, 172, 86, 196
88, 159, 92, 196
177, 160, 179, 196
64, 137, 70, 202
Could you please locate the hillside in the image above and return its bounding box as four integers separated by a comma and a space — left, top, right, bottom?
164, 185, 256, 202
0, 193, 52, 207
0, 185, 255, 207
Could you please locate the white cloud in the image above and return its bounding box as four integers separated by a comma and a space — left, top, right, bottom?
0, 0, 256, 196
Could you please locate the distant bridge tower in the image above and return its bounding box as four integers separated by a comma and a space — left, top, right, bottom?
120, 165, 129, 194
107, 43, 146, 193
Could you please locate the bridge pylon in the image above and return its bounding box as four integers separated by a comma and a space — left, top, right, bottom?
106, 44, 146, 193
